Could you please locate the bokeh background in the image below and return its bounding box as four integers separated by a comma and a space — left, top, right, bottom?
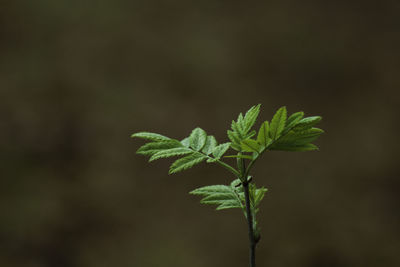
1, 1, 399, 266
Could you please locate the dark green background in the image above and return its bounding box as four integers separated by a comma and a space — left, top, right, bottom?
1, 1, 399, 266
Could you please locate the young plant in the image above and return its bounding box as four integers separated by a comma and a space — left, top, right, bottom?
131, 104, 323, 267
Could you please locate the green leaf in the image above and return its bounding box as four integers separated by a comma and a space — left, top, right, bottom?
270, 143, 319, 151
136, 141, 182, 156
293, 116, 322, 131
241, 139, 261, 153
191, 185, 232, 195
189, 127, 207, 151
181, 137, 190, 147
212, 143, 231, 159
201, 193, 237, 204
282, 111, 304, 135
202, 136, 217, 155
237, 113, 244, 125
131, 132, 171, 141
190, 184, 243, 210
245, 130, 257, 139
242, 104, 261, 133
236, 113, 246, 135
256, 121, 270, 146
169, 153, 206, 174
149, 147, 193, 162
216, 200, 243, 210
269, 106, 287, 140
227, 130, 242, 151
274, 128, 324, 146
231, 120, 244, 138
228, 105, 261, 151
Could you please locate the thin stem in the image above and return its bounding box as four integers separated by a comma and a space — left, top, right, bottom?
196, 150, 240, 177
239, 157, 256, 267
243, 181, 256, 267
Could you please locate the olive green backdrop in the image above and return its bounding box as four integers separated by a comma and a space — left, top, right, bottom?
1, 1, 399, 266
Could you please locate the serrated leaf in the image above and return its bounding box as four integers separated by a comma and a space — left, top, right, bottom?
227, 130, 242, 151
131, 132, 171, 141
293, 116, 322, 131
257, 121, 270, 146
202, 136, 217, 155
270, 143, 319, 151
282, 112, 304, 135
237, 113, 244, 124
242, 104, 261, 133
216, 200, 243, 210
245, 130, 257, 139
190, 184, 243, 210
169, 153, 206, 174
269, 106, 287, 140
236, 113, 245, 134
136, 141, 182, 156
189, 127, 207, 151
191, 185, 232, 195
230, 143, 242, 151
149, 147, 193, 162
231, 120, 244, 138
181, 137, 190, 147
274, 128, 324, 147
241, 139, 261, 153
201, 193, 237, 204
212, 143, 231, 159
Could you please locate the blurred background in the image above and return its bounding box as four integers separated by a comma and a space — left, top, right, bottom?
1, 0, 399, 266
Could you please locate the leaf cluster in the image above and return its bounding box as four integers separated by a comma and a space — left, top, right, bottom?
131, 104, 323, 216
240, 106, 324, 154
131, 127, 231, 174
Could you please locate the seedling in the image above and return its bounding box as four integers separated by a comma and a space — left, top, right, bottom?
131, 104, 323, 267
